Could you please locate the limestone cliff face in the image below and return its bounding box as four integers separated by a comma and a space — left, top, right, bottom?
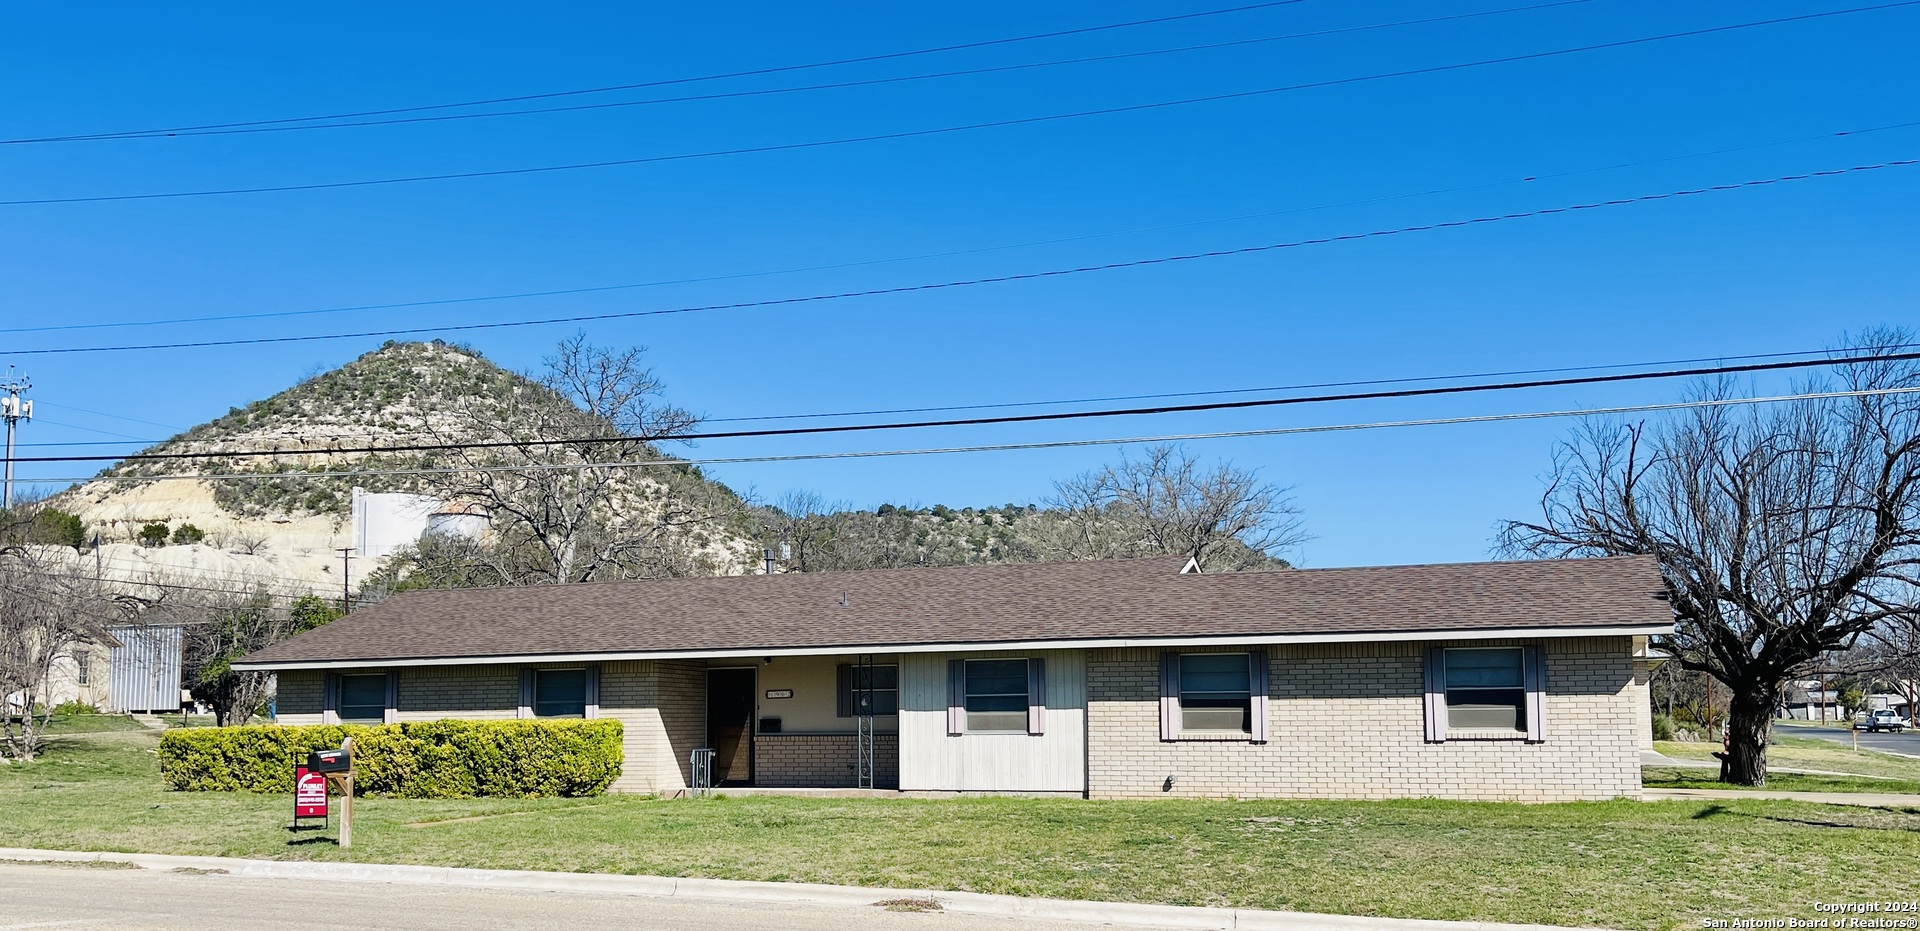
52, 341, 757, 595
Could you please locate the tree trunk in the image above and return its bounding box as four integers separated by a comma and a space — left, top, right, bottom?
1719, 682, 1780, 786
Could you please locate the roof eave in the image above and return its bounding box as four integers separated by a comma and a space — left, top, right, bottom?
233, 621, 1676, 672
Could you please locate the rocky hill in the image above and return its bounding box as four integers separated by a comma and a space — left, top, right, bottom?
45, 340, 1285, 598
51, 340, 759, 594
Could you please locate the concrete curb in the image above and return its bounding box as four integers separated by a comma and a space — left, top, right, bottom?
0, 847, 1595, 931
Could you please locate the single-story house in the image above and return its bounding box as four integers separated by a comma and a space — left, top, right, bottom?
235, 554, 1672, 802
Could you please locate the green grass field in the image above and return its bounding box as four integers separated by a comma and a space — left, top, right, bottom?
1654, 736, 1920, 783
5, 728, 1920, 931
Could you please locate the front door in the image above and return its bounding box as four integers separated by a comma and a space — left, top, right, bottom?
706, 667, 755, 786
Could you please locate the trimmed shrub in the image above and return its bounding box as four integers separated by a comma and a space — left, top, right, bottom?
157, 719, 622, 798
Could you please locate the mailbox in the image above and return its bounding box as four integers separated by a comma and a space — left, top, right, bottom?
307, 748, 351, 774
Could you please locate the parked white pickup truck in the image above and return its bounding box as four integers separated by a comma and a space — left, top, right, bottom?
1857, 710, 1911, 733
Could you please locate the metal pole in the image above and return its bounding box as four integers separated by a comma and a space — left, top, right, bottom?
336, 548, 354, 612
0, 368, 29, 512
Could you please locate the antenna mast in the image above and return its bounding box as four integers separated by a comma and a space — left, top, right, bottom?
0, 368, 31, 510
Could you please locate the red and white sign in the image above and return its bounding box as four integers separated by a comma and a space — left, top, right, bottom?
294, 766, 328, 819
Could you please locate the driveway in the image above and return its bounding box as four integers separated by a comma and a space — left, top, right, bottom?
1776, 721, 1920, 756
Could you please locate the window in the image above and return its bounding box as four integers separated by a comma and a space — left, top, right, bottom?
1444, 648, 1525, 730
963, 659, 1029, 732
337, 674, 388, 724
534, 669, 588, 718
75, 652, 90, 685
1179, 653, 1252, 732
836, 664, 899, 717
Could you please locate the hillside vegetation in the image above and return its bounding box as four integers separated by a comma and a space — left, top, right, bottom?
51, 340, 1296, 599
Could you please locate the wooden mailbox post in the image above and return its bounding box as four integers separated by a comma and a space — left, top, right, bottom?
305, 738, 354, 849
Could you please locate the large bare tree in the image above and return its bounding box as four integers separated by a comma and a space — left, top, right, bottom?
0, 555, 119, 761
1500, 332, 1920, 785
1036, 444, 1306, 570
410, 334, 734, 585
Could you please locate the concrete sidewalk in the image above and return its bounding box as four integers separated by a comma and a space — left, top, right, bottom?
0, 847, 1601, 931
1643, 787, 1920, 807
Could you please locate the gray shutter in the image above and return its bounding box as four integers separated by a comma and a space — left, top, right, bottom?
836, 664, 853, 718
518, 668, 534, 720
1422, 648, 1447, 743
1248, 650, 1269, 744
585, 665, 601, 719
1523, 644, 1546, 743
322, 673, 340, 726
946, 659, 965, 736
383, 669, 399, 725
1159, 653, 1179, 741
1026, 657, 1046, 736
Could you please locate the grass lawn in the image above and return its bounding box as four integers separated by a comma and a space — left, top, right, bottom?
1641, 766, 1920, 795
1654, 737, 1920, 782
14, 713, 154, 736
6, 731, 1920, 931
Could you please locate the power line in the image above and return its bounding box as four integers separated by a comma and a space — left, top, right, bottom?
8, 2, 1915, 208
33, 385, 1920, 485
0, 0, 1318, 145
14, 349, 1918, 465
15, 341, 1908, 447
10, 1, 1592, 144
7, 116, 1915, 339
3, 157, 1913, 357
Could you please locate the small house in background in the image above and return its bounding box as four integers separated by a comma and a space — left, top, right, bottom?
238, 555, 1673, 802
18, 623, 183, 715
105, 624, 185, 713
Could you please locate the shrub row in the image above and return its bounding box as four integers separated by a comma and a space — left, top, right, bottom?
158, 719, 623, 798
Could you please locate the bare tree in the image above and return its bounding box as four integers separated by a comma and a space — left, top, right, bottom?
1036, 445, 1306, 570
1500, 331, 1920, 786
411, 335, 733, 585
0, 555, 120, 761
178, 590, 340, 726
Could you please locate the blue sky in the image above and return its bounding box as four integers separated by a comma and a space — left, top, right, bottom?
2, 1, 1915, 567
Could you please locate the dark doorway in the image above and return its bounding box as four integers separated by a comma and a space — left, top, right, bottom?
706, 667, 756, 786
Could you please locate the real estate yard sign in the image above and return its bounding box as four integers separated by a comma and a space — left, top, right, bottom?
294, 766, 327, 823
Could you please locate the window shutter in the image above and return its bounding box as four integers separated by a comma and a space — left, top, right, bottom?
383, 670, 399, 725
585, 665, 601, 720
1523, 644, 1546, 743
836, 664, 853, 718
322, 673, 340, 726
1422, 648, 1447, 743
1026, 657, 1047, 736
946, 659, 965, 736
1248, 650, 1270, 744
1159, 653, 1179, 741
518, 669, 534, 720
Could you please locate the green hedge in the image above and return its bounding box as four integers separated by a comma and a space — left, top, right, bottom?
158, 719, 623, 798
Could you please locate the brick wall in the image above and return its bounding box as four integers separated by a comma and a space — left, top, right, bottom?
600, 659, 706, 795
275, 670, 324, 725
398, 666, 518, 721
1086, 637, 1644, 802
755, 734, 900, 788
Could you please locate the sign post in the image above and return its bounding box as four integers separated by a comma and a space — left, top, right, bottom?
293, 766, 328, 829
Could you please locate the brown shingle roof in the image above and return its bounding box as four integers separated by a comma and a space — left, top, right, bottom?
238, 555, 1672, 668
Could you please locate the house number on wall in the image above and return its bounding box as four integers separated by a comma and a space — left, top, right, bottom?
765, 689, 794, 699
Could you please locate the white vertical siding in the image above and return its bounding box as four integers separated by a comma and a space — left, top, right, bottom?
898, 649, 1086, 793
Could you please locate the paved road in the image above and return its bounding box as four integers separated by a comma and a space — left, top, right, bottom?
0, 863, 1093, 931
1777, 722, 1920, 756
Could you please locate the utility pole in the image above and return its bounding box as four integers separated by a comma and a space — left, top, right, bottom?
336, 547, 355, 613
1, 368, 31, 511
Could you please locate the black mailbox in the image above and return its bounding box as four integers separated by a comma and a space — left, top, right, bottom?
308, 748, 351, 774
